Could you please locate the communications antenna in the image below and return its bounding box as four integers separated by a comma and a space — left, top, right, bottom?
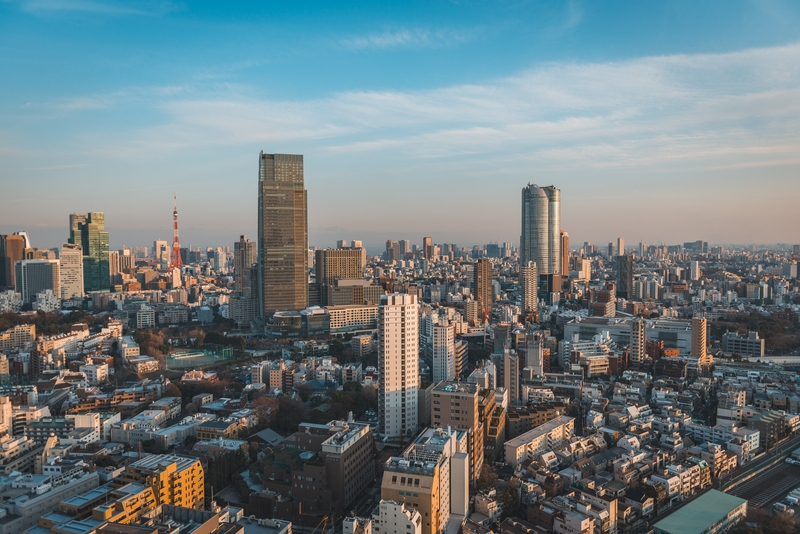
168, 194, 183, 270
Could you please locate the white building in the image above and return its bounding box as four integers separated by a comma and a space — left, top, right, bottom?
33, 289, 60, 313
378, 293, 420, 441
373, 501, 422, 534
59, 243, 84, 299
79, 363, 108, 385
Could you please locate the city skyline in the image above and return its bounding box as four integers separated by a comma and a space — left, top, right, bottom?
2, 2, 800, 248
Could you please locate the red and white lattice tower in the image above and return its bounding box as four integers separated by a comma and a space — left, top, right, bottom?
168, 194, 183, 270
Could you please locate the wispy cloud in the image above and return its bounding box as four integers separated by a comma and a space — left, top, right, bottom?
24, 163, 89, 171
15, 0, 182, 16
341, 28, 474, 50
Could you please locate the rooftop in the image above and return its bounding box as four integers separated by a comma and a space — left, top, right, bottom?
653, 490, 746, 534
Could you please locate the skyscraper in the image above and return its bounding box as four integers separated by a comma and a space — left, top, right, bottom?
519, 261, 538, 322
59, 243, 84, 299
258, 152, 308, 317
616, 237, 625, 256
15, 260, 60, 303
616, 254, 633, 300
68, 212, 109, 292
234, 235, 257, 298
560, 230, 569, 277
422, 236, 433, 260
0, 234, 25, 288
378, 293, 419, 440
154, 240, 169, 270
520, 184, 561, 274
315, 247, 365, 285
473, 258, 492, 322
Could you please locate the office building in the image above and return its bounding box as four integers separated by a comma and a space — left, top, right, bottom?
473, 259, 492, 320
378, 293, 420, 441
316, 247, 367, 305
15, 260, 60, 304
385, 240, 401, 263
519, 262, 538, 321
59, 243, 84, 299
258, 152, 308, 316
381, 427, 469, 534
630, 317, 646, 366
0, 234, 25, 288
431, 381, 484, 482
154, 239, 169, 269
616, 237, 625, 256
234, 235, 257, 297
560, 231, 569, 276
721, 331, 765, 357
520, 184, 560, 274
68, 212, 110, 291
432, 318, 455, 383
422, 237, 433, 260
616, 254, 633, 300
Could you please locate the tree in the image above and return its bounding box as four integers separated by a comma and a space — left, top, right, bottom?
477, 464, 497, 491
95, 455, 118, 468
186, 402, 198, 415
252, 396, 278, 426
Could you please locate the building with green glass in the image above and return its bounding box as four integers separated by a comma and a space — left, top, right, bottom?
69, 212, 110, 292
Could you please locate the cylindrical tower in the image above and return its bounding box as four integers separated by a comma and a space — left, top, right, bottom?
521, 184, 549, 269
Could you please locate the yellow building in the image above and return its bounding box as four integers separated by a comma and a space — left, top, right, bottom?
121, 454, 205, 510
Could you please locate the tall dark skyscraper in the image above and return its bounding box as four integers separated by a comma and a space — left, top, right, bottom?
234, 235, 257, 298
0, 234, 25, 288
68, 212, 109, 292
258, 152, 308, 317
616, 254, 634, 300
520, 184, 561, 274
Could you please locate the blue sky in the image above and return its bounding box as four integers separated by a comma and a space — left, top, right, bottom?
2, 0, 800, 252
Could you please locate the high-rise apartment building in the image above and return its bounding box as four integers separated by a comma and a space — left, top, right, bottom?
315, 247, 367, 305
616, 237, 625, 256
692, 317, 707, 359
504, 349, 520, 405
432, 318, 455, 383
378, 293, 420, 441
431, 381, 484, 483
234, 235, 257, 297
520, 184, 561, 274
630, 317, 646, 366
258, 152, 308, 316
560, 230, 569, 277
15, 260, 60, 303
59, 243, 84, 299
519, 261, 538, 322
473, 259, 492, 321
68, 212, 109, 292
0, 234, 25, 288
616, 254, 633, 300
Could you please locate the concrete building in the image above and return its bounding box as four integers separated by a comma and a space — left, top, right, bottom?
616, 255, 633, 300
431, 381, 484, 483
315, 247, 366, 303
58, 243, 84, 299
68, 212, 110, 292
121, 454, 205, 510
14, 260, 60, 304
378, 294, 420, 441
258, 152, 308, 316
473, 259, 492, 321
504, 415, 575, 466
629, 317, 646, 367
721, 332, 765, 357
381, 427, 469, 534
432, 318, 455, 383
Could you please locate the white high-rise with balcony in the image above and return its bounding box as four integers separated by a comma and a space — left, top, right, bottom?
59, 243, 84, 299
432, 317, 455, 383
378, 293, 419, 440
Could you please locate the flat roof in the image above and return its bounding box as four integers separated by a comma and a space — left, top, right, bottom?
653, 490, 746, 534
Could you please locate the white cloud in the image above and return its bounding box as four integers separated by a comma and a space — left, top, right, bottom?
16, 0, 181, 16
340, 28, 474, 50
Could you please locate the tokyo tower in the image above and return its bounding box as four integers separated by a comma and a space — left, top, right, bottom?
168, 194, 183, 270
